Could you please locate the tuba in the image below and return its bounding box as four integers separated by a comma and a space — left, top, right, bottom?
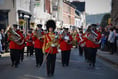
5, 25, 24, 45
85, 29, 101, 44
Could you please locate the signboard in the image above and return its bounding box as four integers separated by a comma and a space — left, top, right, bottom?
34, 0, 40, 6
53, 6, 58, 11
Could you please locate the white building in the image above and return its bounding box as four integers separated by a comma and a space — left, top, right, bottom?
0, 0, 32, 34
30, 0, 52, 29
75, 14, 81, 28
51, 0, 63, 28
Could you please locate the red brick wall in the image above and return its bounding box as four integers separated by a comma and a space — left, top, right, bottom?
70, 7, 75, 25
63, 2, 75, 26
45, 0, 51, 14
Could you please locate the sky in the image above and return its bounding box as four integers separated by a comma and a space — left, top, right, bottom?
70, 0, 112, 14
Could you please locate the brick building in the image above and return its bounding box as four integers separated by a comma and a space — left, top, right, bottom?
63, 1, 75, 28
111, 0, 118, 28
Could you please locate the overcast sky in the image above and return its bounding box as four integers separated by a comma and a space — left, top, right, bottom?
70, 0, 112, 14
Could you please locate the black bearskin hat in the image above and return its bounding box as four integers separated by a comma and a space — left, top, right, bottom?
45, 19, 56, 31
91, 24, 97, 28
37, 24, 42, 28
13, 24, 18, 28
64, 28, 68, 31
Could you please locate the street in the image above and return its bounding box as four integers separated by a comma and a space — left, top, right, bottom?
0, 48, 118, 79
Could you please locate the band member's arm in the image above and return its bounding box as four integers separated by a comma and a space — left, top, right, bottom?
42, 35, 46, 53
96, 32, 101, 41
69, 35, 73, 43
25, 35, 29, 42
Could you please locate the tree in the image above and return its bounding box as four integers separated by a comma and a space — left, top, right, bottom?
100, 13, 110, 27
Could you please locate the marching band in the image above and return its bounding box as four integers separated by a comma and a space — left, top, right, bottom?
5, 21, 102, 77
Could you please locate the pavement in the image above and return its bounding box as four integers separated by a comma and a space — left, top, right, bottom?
97, 49, 118, 66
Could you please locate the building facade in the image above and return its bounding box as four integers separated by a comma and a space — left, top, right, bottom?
71, 1, 86, 29
0, 0, 31, 33
63, 1, 75, 28
111, 0, 118, 28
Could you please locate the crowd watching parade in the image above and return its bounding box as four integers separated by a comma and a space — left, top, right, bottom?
0, 19, 118, 77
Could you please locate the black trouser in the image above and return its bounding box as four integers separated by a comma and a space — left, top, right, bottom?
10, 49, 20, 66
35, 48, 44, 66
46, 54, 56, 76
84, 47, 89, 61
61, 50, 71, 66
20, 48, 24, 62
87, 48, 97, 67
2, 43, 5, 51
27, 46, 34, 56
109, 43, 115, 54
79, 46, 83, 56
5, 42, 9, 52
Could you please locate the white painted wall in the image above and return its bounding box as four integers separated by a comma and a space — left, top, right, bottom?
30, 0, 51, 29
75, 18, 81, 27
0, 0, 32, 25
0, 0, 17, 25
16, 0, 31, 12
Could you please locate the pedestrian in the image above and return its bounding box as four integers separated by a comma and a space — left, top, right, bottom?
108, 28, 115, 54
1, 29, 5, 52
43, 19, 59, 77
101, 34, 106, 50
32, 24, 44, 67
26, 30, 34, 56
59, 28, 73, 67
0, 30, 3, 57
103, 27, 109, 51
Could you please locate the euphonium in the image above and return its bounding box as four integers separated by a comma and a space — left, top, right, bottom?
5, 25, 24, 45
85, 29, 101, 44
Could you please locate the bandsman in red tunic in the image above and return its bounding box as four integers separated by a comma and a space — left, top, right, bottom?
19, 30, 25, 63
76, 28, 84, 56
32, 24, 44, 67
59, 28, 73, 67
83, 24, 101, 68
26, 30, 34, 56
7, 24, 24, 68
42, 20, 59, 77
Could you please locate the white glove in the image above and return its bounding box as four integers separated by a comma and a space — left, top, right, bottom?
51, 44, 55, 47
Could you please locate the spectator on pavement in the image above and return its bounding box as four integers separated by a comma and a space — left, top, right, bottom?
108, 28, 115, 54
1, 29, 5, 52
0, 30, 3, 57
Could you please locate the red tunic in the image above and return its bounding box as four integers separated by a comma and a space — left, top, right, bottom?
67, 34, 73, 50
94, 31, 101, 48
32, 32, 44, 49
8, 30, 24, 50
59, 33, 73, 51
83, 31, 101, 48
43, 32, 58, 54
26, 34, 33, 46
76, 33, 85, 47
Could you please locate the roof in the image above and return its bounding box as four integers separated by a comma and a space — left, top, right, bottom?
71, 1, 85, 12
64, 1, 76, 9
